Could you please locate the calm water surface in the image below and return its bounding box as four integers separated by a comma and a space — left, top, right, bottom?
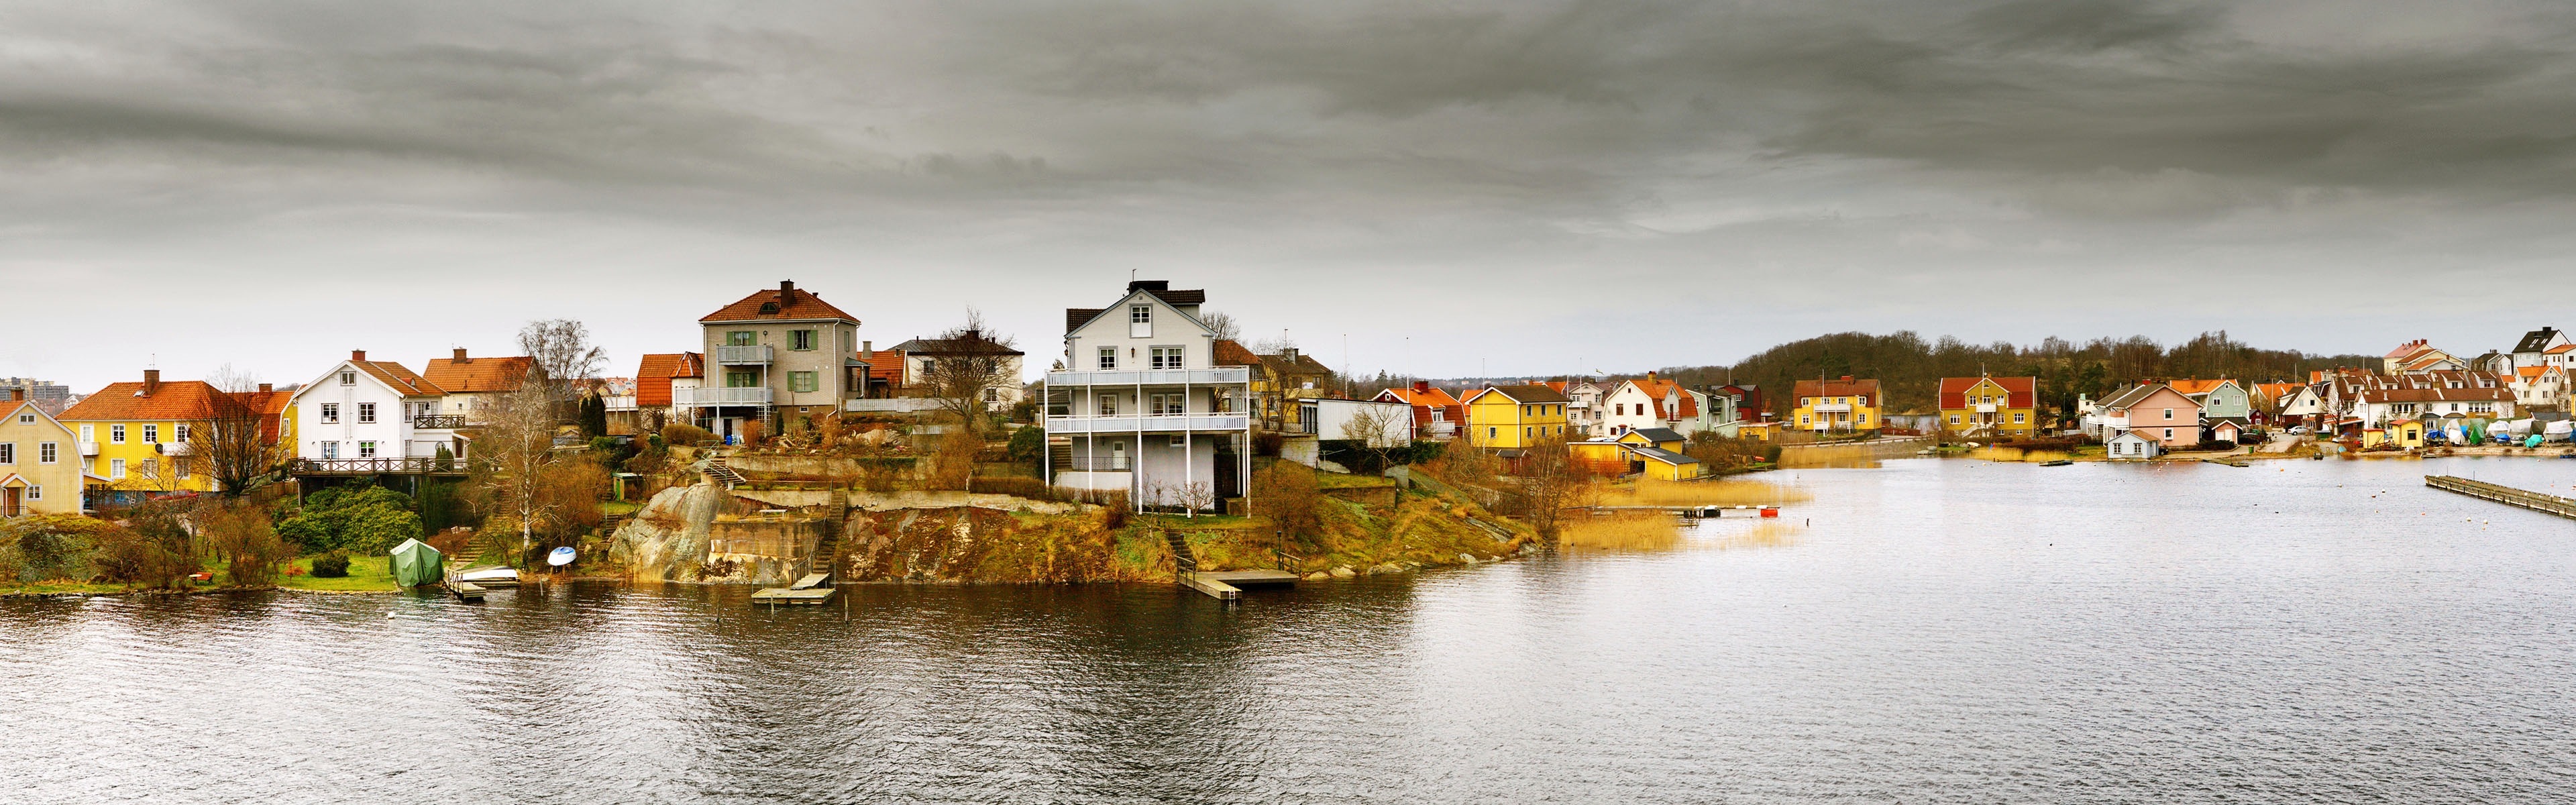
5, 458, 2574, 803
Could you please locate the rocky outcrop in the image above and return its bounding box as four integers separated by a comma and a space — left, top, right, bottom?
607, 483, 732, 582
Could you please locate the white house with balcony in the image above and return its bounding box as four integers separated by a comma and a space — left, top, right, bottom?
286, 350, 466, 472
1043, 280, 1252, 511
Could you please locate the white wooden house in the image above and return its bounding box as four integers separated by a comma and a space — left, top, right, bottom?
1042, 280, 1252, 511
288, 350, 464, 470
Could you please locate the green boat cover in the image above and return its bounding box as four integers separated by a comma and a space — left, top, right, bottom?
388, 538, 443, 587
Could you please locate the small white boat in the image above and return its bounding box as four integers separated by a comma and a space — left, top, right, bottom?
454, 566, 521, 588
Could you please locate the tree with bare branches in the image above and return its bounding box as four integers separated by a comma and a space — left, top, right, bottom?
1200, 310, 1242, 341
519, 319, 608, 415
917, 309, 1023, 437
1513, 433, 1594, 546
186, 400, 288, 497
1335, 402, 1413, 474
472, 384, 574, 560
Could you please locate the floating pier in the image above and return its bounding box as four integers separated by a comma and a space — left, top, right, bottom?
751, 586, 837, 605
1181, 570, 1299, 600
2424, 475, 2576, 520
446, 581, 486, 602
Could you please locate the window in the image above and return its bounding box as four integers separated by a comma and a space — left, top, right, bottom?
1857, 414, 1868, 425
727, 331, 757, 346
175, 458, 189, 479
40, 442, 57, 464
1130, 305, 1151, 324
80, 425, 93, 441
143, 424, 158, 443
321, 404, 339, 423
1097, 347, 1118, 370
983, 388, 1001, 402
1099, 394, 1118, 416
14, 413, 28, 424
339, 371, 356, 385
0, 443, 11, 464
111, 424, 126, 443
25, 485, 37, 500
321, 441, 340, 460
1150, 393, 1184, 415
1169, 434, 1186, 447
1488, 427, 1497, 439
791, 329, 816, 350
358, 441, 376, 458
727, 371, 757, 388
1150, 346, 1183, 370
358, 403, 376, 423
2162, 409, 2174, 419
1949, 415, 1961, 425
109, 458, 126, 479
2013, 413, 2026, 423
2163, 428, 2174, 439
788, 372, 818, 393
174, 424, 189, 443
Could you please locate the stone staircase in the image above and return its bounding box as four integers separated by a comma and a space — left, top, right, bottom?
1164, 531, 1196, 576
703, 455, 746, 487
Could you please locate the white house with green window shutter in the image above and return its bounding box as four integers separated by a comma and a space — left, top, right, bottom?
684, 280, 867, 441
1044, 280, 1252, 512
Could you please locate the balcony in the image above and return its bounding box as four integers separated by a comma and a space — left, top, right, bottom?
1044, 413, 1252, 433
413, 414, 469, 429
77, 441, 99, 457
1974, 403, 1999, 413
290, 457, 468, 476
1046, 367, 1251, 387
675, 386, 773, 407
154, 443, 191, 456
715, 345, 773, 365
1811, 403, 1852, 413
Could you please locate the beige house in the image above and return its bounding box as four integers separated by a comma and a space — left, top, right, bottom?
1, 389, 87, 516
684, 280, 868, 440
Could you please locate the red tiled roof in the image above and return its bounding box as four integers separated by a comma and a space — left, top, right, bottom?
1377, 386, 1461, 408
2550, 344, 2576, 354
352, 360, 443, 396
1464, 384, 1570, 405
2165, 378, 2233, 396
699, 283, 859, 323
1213, 339, 1258, 367
2254, 382, 2303, 399
857, 349, 906, 387
1621, 377, 1701, 419
1939, 376, 2037, 410
635, 352, 703, 407
61, 380, 252, 421
423, 356, 533, 393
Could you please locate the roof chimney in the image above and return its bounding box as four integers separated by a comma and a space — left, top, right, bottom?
7, 388, 20, 402
1413, 380, 1430, 392
258, 383, 272, 393
352, 349, 367, 361
862, 340, 873, 358
453, 347, 469, 362
1127, 279, 1169, 292
780, 279, 796, 299
1646, 371, 1656, 380
142, 369, 160, 395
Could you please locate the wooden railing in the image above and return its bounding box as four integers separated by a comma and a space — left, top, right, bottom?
413, 415, 470, 429
291, 457, 468, 475
2424, 475, 2576, 519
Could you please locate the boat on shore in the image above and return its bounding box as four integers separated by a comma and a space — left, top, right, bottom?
454, 567, 521, 588
2039, 460, 2073, 467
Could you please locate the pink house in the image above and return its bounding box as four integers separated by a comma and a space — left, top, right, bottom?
2098, 383, 2202, 447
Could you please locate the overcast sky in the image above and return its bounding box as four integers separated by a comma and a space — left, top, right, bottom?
5, 0, 2573, 392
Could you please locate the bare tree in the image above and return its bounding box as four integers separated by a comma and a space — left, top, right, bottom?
1514, 433, 1594, 546
918, 309, 1021, 437
1201, 310, 1242, 341
187, 396, 288, 498
519, 319, 608, 413
1252, 329, 1297, 356
1336, 402, 1413, 474
472, 384, 570, 559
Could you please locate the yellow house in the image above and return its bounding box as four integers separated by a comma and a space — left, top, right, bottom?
2, 390, 87, 515
59, 370, 295, 500
1628, 446, 1703, 480
2386, 418, 2425, 449
1735, 421, 1777, 442
1613, 427, 1686, 451
1791, 376, 1882, 432
1460, 384, 1571, 451
1568, 434, 1704, 480
1939, 375, 2039, 436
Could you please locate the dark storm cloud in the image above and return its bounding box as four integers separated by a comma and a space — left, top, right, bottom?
3, 1, 2574, 390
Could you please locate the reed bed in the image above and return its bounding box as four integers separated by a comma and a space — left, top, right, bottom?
1558, 513, 1682, 551
1774, 442, 1888, 468
1593, 478, 1811, 508
1966, 446, 2073, 463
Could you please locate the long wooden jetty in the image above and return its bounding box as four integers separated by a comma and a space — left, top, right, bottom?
752, 572, 838, 605
1181, 570, 1299, 600
2424, 475, 2576, 520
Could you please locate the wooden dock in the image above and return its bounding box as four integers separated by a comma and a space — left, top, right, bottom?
1181, 570, 1299, 600
2424, 475, 2576, 520
447, 581, 486, 602
751, 586, 837, 605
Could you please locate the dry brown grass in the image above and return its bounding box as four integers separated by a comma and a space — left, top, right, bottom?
1966, 446, 2072, 463
1559, 513, 1682, 551
1774, 442, 1887, 468
1593, 478, 1811, 507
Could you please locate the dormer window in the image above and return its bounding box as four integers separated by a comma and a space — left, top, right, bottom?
759, 301, 780, 315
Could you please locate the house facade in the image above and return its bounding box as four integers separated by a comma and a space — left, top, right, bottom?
2510, 365, 2569, 412
1597, 373, 1703, 437
1043, 280, 1251, 511
1214, 339, 1332, 433
2096, 383, 2202, 447
2511, 327, 2571, 371
2169, 379, 2253, 439
1714, 384, 1767, 423
684, 280, 866, 440
1460, 384, 1571, 451
2106, 429, 2163, 459
287, 350, 465, 471
59, 370, 282, 497
1549, 380, 1605, 436
422, 348, 534, 425
1375, 382, 1463, 440
635, 352, 704, 429
1, 390, 85, 516
1937, 375, 2039, 436
890, 332, 1027, 411
1791, 376, 1881, 432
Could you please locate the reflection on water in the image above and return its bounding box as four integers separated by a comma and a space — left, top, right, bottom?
5, 457, 2574, 802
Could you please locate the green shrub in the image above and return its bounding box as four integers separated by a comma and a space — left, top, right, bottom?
309, 551, 351, 578
1006, 425, 1046, 465
1, 515, 107, 582
280, 483, 421, 555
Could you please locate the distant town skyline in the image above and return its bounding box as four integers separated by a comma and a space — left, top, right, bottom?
7, 1, 2573, 391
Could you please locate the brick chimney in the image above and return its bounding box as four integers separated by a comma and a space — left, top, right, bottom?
862, 340, 873, 358
7, 388, 20, 402
142, 369, 160, 395
258, 383, 272, 393
780, 279, 796, 299
352, 349, 367, 361
1413, 380, 1430, 392
453, 347, 469, 362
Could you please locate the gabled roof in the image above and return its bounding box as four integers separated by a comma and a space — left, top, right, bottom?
890, 335, 1024, 357
1213, 339, 1258, 366
2165, 378, 2239, 396
1792, 377, 1880, 399
699, 281, 859, 323
423, 356, 534, 393
2550, 344, 2576, 354
1063, 282, 1210, 333
1616, 377, 1700, 419
635, 352, 704, 407
2354, 386, 2514, 404
61, 380, 254, 421
1377, 386, 1461, 408
1463, 384, 1570, 405
2254, 382, 2304, 399
0, 399, 72, 433
2106, 429, 2157, 443
857, 350, 906, 386
1938, 376, 2037, 410
1619, 427, 1686, 445
2514, 327, 2562, 354
1628, 446, 1698, 466
2098, 383, 2188, 411
350, 360, 444, 397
